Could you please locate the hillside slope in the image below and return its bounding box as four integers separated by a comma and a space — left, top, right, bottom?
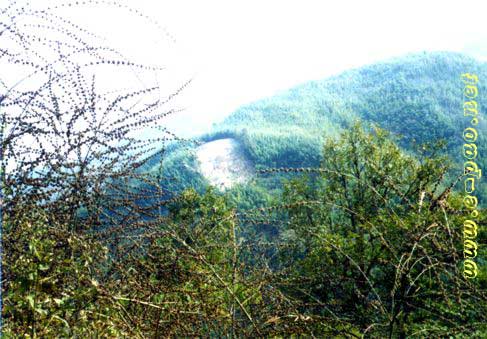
213, 51, 486, 164
145, 51, 487, 202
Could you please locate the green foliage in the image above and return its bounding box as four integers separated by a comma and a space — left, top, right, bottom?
2, 207, 125, 337
146, 145, 209, 195
212, 51, 486, 202
273, 123, 487, 337
98, 188, 288, 337
146, 52, 487, 206
5, 51, 487, 337
240, 129, 323, 169
4, 123, 486, 337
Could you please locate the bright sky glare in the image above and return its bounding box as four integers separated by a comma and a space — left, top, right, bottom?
47, 0, 487, 136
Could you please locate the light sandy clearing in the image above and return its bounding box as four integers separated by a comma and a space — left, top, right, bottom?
195, 138, 253, 191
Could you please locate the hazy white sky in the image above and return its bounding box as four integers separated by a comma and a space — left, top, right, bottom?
50, 0, 487, 136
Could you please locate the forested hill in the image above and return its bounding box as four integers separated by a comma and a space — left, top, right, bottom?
146, 51, 487, 200
213, 51, 486, 161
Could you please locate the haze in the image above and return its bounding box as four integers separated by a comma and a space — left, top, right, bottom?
40, 0, 487, 136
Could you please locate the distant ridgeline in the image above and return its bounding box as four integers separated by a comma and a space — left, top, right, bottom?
142, 51, 487, 206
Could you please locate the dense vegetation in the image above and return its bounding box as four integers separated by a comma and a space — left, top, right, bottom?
4, 125, 486, 337
148, 51, 487, 205
2, 1, 486, 337
215, 51, 487, 166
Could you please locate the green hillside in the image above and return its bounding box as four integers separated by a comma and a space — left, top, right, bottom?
146, 51, 487, 203
8, 45, 487, 335
214, 51, 486, 163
